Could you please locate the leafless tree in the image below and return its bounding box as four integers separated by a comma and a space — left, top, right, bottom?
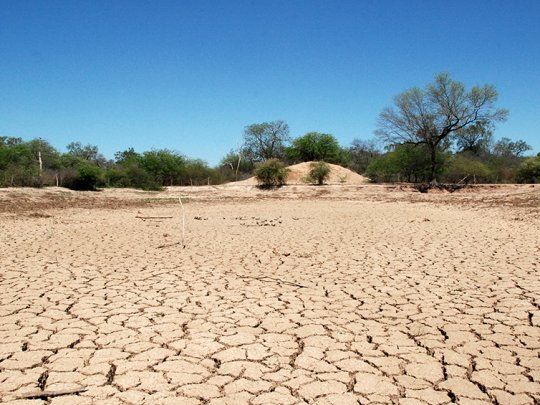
376, 73, 508, 182
242, 120, 290, 162
348, 138, 381, 173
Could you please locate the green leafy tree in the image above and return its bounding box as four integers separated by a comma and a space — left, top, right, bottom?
287, 132, 343, 163
0, 141, 39, 186
516, 155, 540, 183
114, 147, 140, 164
492, 137, 531, 158
183, 158, 216, 185
28, 138, 61, 170
106, 149, 161, 190
66, 142, 106, 165
0, 136, 24, 147
140, 149, 185, 186
486, 138, 532, 183
366, 144, 445, 183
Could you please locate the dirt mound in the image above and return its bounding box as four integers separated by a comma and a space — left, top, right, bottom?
236, 161, 370, 185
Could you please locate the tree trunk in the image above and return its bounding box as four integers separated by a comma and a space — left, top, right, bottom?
38, 151, 43, 177
235, 154, 242, 181
429, 144, 438, 185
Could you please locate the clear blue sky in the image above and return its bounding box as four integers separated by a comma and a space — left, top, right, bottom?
1, 0, 539, 164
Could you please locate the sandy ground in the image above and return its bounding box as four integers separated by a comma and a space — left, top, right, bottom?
236, 162, 369, 185
0, 185, 539, 404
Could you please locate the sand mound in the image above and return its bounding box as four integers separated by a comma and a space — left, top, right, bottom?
236, 161, 369, 185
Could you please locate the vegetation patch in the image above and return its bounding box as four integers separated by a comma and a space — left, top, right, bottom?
254, 159, 290, 188
306, 161, 331, 185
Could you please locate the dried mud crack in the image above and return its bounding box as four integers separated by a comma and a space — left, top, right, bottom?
0, 188, 539, 404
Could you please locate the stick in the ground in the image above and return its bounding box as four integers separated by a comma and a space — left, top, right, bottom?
179, 197, 186, 248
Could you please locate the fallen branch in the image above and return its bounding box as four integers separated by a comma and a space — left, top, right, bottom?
457, 175, 470, 185
154, 198, 186, 248
413, 182, 469, 193
238, 275, 307, 288
157, 241, 182, 249
18, 387, 88, 399
136, 215, 174, 219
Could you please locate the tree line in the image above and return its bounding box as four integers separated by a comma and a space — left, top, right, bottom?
0, 139, 226, 190
1, 73, 538, 190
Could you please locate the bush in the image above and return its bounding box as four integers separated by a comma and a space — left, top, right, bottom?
365, 144, 444, 183
140, 149, 185, 186
66, 163, 104, 190
443, 154, 492, 183
254, 159, 289, 188
365, 155, 397, 182
516, 156, 540, 183
307, 161, 331, 185
219, 150, 254, 182
106, 165, 162, 190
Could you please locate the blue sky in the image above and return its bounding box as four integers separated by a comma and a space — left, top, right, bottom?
1, 0, 539, 164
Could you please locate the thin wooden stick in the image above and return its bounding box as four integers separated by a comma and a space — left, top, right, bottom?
18, 387, 88, 399
136, 215, 174, 219
457, 174, 470, 185
157, 241, 182, 249
237, 275, 307, 288
179, 197, 186, 248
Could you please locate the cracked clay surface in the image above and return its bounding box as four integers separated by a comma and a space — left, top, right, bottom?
0, 192, 539, 404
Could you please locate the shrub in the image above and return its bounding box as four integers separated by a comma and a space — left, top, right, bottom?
365, 144, 445, 183
106, 165, 162, 190
140, 149, 185, 186
66, 163, 104, 190
444, 154, 492, 183
516, 156, 540, 183
254, 159, 289, 188
365, 155, 397, 182
307, 161, 331, 185
219, 150, 254, 182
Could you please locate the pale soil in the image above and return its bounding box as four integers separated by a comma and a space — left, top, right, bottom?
236, 161, 370, 185
0, 185, 539, 404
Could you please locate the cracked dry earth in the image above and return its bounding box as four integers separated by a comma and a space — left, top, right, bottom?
1, 196, 539, 404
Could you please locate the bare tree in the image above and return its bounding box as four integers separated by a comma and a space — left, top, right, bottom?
348, 138, 381, 173
242, 120, 290, 162
376, 73, 508, 182
492, 137, 532, 158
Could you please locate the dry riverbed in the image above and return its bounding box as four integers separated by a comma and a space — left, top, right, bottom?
0, 184, 539, 404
